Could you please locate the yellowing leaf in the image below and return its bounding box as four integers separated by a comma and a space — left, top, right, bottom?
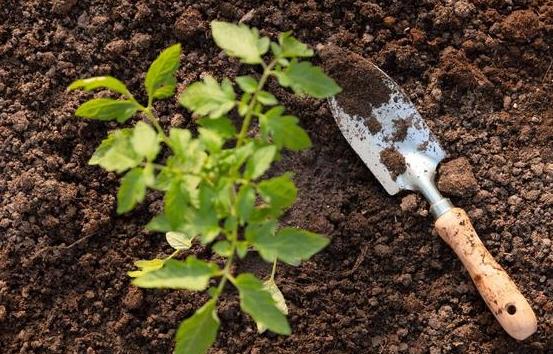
257, 278, 288, 333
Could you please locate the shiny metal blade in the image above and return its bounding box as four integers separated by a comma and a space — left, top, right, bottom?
327, 60, 446, 196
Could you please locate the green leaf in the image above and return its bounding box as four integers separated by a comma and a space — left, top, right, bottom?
132, 121, 160, 161
234, 273, 291, 335
257, 173, 297, 210
175, 299, 220, 354
244, 145, 277, 179
275, 61, 341, 98
168, 128, 192, 156
146, 214, 173, 232
179, 76, 236, 118
236, 75, 258, 93
213, 240, 232, 257
236, 184, 256, 224
278, 32, 314, 58
198, 127, 224, 153
245, 220, 277, 242
251, 227, 329, 266
166, 231, 194, 250
256, 91, 278, 105
257, 278, 288, 333
197, 116, 236, 138
128, 258, 164, 278
210, 21, 269, 64
75, 98, 140, 123
89, 129, 142, 173
236, 241, 249, 259
132, 257, 219, 290
68, 76, 131, 97
145, 43, 181, 101
192, 184, 221, 243
260, 109, 311, 151
117, 167, 147, 214
165, 181, 189, 228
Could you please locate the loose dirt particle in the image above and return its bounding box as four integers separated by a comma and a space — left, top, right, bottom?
365, 115, 382, 135
437, 157, 478, 197
392, 118, 410, 142
400, 194, 419, 213
380, 147, 407, 180
320, 44, 392, 118
122, 287, 143, 310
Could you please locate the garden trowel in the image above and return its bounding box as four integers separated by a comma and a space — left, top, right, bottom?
322, 45, 537, 340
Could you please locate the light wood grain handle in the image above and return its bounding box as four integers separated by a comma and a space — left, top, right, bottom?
435, 208, 537, 340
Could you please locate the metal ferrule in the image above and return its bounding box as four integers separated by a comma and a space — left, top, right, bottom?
415, 176, 454, 219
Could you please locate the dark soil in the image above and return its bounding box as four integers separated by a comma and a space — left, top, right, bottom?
1, 1, 552, 353
380, 148, 407, 180
320, 44, 392, 117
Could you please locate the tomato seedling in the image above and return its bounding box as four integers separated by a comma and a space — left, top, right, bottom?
69, 21, 341, 353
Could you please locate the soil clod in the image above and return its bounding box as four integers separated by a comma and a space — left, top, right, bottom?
380, 147, 407, 180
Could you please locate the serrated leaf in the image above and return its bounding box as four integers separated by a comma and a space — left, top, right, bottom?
278, 32, 314, 58
236, 75, 258, 93
168, 128, 192, 156
197, 116, 236, 138
260, 109, 311, 151
244, 145, 276, 179
213, 240, 232, 257
256, 91, 278, 105
251, 227, 329, 266
257, 173, 297, 210
165, 181, 189, 228
132, 121, 160, 161
146, 214, 173, 232
234, 273, 290, 335
117, 167, 147, 214
128, 258, 164, 278
175, 299, 220, 354
75, 98, 140, 123
68, 76, 131, 97
166, 231, 194, 250
257, 278, 288, 333
274, 61, 341, 98
236, 184, 255, 224
132, 257, 219, 290
145, 43, 181, 102
245, 220, 277, 242
89, 129, 142, 173
179, 76, 236, 118
198, 127, 224, 153
211, 21, 268, 64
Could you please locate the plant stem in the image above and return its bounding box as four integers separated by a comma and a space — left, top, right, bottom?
270, 259, 277, 281
143, 107, 169, 142
236, 59, 278, 147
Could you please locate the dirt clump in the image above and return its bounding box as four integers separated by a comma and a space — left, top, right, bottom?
437, 157, 479, 197
497, 10, 541, 42
174, 8, 206, 40
380, 147, 406, 180
319, 44, 392, 118
392, 118, 410, 142
365, 115, 382, 135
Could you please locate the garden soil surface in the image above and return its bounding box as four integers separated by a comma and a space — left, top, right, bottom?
1, 1, 552, 353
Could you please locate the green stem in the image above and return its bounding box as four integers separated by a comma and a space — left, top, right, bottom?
143, 107, 169, 143
270, 259, 277, 281
236, 59, 278, 147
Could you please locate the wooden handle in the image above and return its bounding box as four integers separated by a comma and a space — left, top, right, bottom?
435, 208, 537, 340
